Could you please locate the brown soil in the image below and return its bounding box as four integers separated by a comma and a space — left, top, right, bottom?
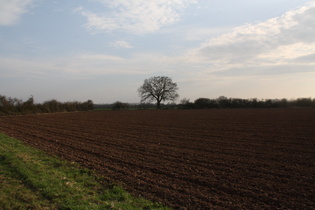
0, 109, 314, 209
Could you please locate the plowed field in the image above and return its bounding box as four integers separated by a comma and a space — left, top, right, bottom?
1, 109, 314, 209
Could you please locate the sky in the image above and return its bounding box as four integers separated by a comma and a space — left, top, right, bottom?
0, 0, 314, 104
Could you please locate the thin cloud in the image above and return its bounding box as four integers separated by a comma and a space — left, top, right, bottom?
187, 1, 315, 76
182, 27, 232, 41
76, 0, 197, 34
0, 0, 34, 26
110, 40, 133, 48
0, 56, 61, 78
0, 53, 145, 78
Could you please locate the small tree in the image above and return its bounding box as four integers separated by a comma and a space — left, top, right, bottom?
138, 76, 179, 109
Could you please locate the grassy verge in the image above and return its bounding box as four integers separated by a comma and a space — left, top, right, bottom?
0, 133, 168, 209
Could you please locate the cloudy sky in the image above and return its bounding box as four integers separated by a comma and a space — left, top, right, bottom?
1, 0, 314, 103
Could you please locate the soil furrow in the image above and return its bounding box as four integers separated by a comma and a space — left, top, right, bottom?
0, 109, 314, 209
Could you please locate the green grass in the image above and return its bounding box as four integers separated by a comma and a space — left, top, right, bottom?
0, 133, 169, 209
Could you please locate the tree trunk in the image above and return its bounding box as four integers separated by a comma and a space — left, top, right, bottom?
157, 100, 161, 109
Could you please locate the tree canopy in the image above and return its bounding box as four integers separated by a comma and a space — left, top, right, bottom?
138, 76, 179, 109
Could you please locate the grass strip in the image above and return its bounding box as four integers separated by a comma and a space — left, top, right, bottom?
0, 133, 169, 209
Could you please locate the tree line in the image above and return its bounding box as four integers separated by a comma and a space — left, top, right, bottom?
1, 94, 314, 115
0, 95, 94, 115
179, 96, 315, 109
95, 96, 315, 111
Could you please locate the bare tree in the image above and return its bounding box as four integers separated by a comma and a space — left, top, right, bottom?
138, 76, 179, 109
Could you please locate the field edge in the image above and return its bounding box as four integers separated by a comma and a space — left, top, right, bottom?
0, 133, 169, 209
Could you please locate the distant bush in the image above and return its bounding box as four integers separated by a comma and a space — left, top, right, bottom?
112, 101, 129, 110
194, 98, 219, 109
179, 98, 194, 109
